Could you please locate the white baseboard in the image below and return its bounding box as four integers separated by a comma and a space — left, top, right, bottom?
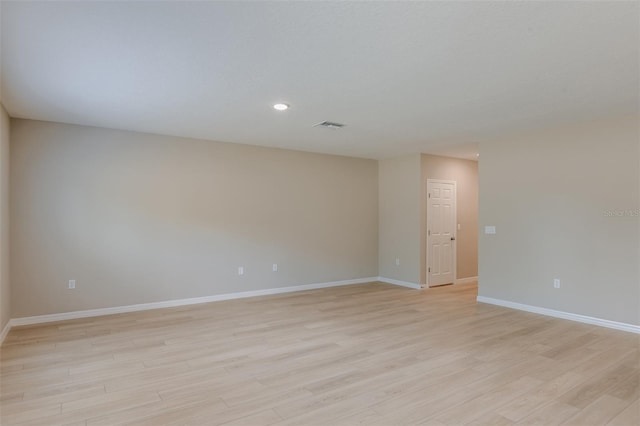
377, 277, 422, 290
455, 276, 478, 285
477, 296, 640, 335
8, 277, 379, 329
0, 320, 10, 346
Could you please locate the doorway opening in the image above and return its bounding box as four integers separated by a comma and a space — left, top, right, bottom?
421, 153, 479, 289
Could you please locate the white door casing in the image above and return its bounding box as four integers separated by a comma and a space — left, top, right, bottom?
427, 180, 456, 287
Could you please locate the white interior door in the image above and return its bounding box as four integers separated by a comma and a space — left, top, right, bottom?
427, 180, 456, 287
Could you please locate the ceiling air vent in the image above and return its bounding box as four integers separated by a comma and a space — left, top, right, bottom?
313, 121, 345, 129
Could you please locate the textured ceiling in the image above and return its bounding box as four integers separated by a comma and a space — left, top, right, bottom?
1, 1, 638, 159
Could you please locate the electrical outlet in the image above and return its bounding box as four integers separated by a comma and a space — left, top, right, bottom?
68, 280, 76, 289
238, 266, 244, 276
272, 264, 278, 272
395, 258, 400, 266
553, 279, 560, 289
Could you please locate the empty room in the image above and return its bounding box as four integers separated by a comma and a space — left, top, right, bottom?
0, 1, 638, 425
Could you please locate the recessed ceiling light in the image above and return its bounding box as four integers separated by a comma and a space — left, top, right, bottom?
273, 103, 289, 111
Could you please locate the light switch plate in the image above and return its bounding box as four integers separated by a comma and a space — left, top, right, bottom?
485, 226, 496, 234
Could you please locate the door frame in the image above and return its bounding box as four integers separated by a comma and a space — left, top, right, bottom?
426, 179, 457, 288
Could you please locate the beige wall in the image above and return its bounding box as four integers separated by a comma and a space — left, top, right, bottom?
421, 155, 478, 285
10, 119, 379, 318
0, 106, 9, 330
9, 114, 637, 328
478, 115, 640, 325
378, 155, 421, 284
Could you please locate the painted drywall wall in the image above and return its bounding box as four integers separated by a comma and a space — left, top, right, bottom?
421, 154, 478, 285
478, 114, 640, 326
0, 105, 9, 331
10, 119, 379, 317
378, 155, 421, 284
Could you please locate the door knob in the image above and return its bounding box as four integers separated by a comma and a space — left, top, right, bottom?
451, 237, 455, 241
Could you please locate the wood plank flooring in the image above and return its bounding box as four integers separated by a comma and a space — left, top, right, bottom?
1, 282, 638, 425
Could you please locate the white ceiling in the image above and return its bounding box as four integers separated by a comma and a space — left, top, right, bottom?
1, 1, 638, 160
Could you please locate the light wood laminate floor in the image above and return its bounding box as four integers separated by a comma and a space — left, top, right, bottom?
1, 282, 638, 425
